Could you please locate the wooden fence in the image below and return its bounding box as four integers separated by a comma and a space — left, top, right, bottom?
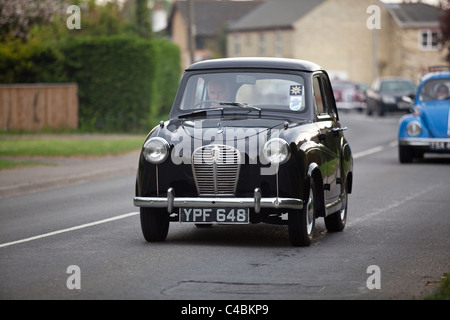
0, 83, 78, 131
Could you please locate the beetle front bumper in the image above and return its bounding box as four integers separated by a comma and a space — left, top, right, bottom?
399, 138, 450, 151
134, 187, 303, 214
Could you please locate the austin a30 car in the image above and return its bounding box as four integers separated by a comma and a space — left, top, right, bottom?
398, 67, 450, 163
134, 58, 353, 246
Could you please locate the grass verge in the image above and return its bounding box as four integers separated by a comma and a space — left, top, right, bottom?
0, 135, 144, 170
424, 274, 450, 300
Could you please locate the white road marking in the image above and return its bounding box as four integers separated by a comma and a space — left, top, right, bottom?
0, 141, 397, 249
353, 140, 397, 159
0, 211, 139, 249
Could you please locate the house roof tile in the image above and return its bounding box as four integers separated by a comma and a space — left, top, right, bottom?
384, 2, 443, 28
228, 0, 326, 32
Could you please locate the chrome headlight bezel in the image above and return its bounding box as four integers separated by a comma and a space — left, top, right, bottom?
406, 121, 422, 137
262, 138, 291, 165
142, 137, 170, 164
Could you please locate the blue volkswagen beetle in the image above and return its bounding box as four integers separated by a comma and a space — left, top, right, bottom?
398, 68, 450, 163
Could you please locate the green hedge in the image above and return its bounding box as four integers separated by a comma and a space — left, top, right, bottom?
151, 38, 181, 119
0, 35, 181, 132
0, 38, 66, 84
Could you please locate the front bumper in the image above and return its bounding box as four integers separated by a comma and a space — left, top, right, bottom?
134, 187, 303, 214
399, 137, 450, 150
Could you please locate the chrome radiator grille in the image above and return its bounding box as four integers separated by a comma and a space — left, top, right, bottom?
192, 144, 241, 196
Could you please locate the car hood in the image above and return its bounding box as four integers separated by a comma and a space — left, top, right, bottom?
418, 100, 450, 138
174, 117, 297, 141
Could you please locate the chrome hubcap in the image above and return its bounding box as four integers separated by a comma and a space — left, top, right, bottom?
306, 187, 314, 234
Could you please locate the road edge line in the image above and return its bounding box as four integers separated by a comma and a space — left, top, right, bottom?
0, 211, 139, 249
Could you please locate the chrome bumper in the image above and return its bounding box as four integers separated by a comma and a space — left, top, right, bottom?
399, 138, 450, 147
134, 188, 303, 214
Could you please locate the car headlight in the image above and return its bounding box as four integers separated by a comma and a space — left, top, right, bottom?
262, 138, 291, 165
143, 137, 170, 164
406, 121, 422, 137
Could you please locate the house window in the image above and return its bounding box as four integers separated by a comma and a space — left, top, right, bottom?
259, 33, 265, 56
419, 30, 440, 51
275, 31, 282, 57
233, 34, 240, 57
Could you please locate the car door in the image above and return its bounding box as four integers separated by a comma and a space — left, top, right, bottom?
312, 73, 342, 204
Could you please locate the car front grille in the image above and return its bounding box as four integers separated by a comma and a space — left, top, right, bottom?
192, 144, 241, 196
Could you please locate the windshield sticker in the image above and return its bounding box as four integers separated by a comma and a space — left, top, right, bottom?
289, 85, 303, 111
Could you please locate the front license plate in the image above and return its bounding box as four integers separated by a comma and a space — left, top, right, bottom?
430, 141, 450, 151
179, 208, 249, 224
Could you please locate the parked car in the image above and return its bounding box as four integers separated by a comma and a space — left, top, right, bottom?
398, 67, 450, 163
133, 58, 353, 246
366, 77, 416, 116
332, 80, 367, 112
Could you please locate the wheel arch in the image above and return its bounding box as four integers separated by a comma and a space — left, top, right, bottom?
306, 163, 325, 218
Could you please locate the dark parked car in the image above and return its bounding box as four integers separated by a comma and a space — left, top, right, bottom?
332, 80, 367, 112
134, 58, 353, 246
366, 77, 416, 116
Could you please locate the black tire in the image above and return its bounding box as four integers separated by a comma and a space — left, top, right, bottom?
399, 145, 413, 163
325, 183, 348, 232
288, 179, 316, 247
195, 224, 213, 228
140, 207, 169, 242
378, 103, 385, 117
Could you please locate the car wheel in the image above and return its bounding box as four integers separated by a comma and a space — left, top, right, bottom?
140, 207, 169, 242
288, 179, 316, 246
378, 103, 385, 116
366, 103, 373, 116
325, 182, 347, 232
399, 145, 413, 163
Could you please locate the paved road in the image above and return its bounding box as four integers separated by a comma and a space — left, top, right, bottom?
1, 112, 449, 301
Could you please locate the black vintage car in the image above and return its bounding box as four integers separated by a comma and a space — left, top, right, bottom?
134, 58, 353, 246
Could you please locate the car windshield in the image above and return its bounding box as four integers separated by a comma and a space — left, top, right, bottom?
419, 78, 450, 101
179, 72, 306, 113
380, 80, 416, 94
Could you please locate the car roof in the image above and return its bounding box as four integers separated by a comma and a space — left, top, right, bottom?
186, 57, 323, 72
420, 71, 450, 82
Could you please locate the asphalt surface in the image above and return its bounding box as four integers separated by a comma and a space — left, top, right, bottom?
0, 150, 140, 199
0, 112, 449, 301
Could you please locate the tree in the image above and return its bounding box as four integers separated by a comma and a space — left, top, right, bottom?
135, 0, 152, 38
440, 0, 450, 63
0, 0, 65, 40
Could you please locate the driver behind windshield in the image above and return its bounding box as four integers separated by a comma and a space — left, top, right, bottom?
207, 78, 232, 107
435, 83, 449, 100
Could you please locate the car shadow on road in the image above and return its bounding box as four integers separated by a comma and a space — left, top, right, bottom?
410, 155, 450, 165
158, 222, 329, 248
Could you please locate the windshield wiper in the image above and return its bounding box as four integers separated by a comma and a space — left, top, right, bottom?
178, 107, 224, 119
219, 102, 262, 115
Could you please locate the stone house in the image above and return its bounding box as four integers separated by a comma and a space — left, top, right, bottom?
226, 0, 447, 84
168, 0, 264, 71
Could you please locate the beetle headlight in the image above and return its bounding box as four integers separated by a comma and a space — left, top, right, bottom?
143, 137, 170, 164
262, 138, 291, 165
406, 121, 422, 137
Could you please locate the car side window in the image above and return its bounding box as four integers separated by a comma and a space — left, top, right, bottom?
320, 75, 338, 119
313, 76, 327, 116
